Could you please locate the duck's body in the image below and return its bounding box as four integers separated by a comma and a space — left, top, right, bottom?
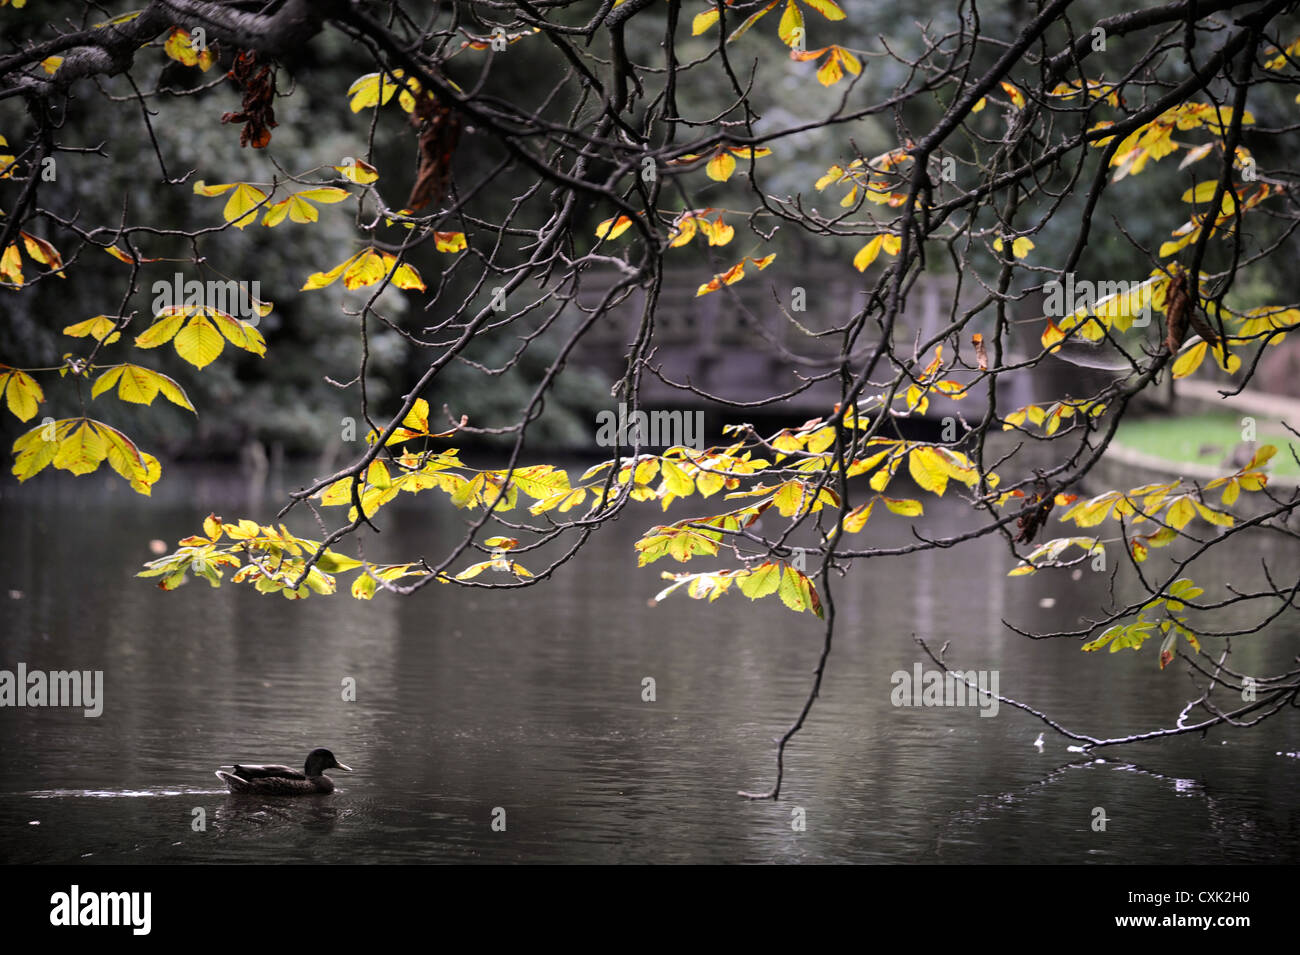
216, 748, 351, 796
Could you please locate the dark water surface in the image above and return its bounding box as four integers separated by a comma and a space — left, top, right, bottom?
1, 464, 1297, 863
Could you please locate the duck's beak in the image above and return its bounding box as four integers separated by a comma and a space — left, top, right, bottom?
334, 762, 353, 773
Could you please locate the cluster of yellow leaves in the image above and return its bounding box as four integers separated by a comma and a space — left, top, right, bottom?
194, 181, 355, 230
1049, 78, 1120, 107
0, 232, 66, 287
595, 209, 735, 247
1007, 536, 1105, 576
347, 69, 432, 114
302, 248, 427, 292
1263, 37, 1300, 70
262, 187, 349, 227
1092, 102, 1254, 182
693, 0, 845, 48
670, 145, 772, 182
1001, 398, 1107, 435
1004, 452, 1274, 576
668, 210, 734, 247
162, 26, 215, 71
12, 417, 161, 494
1040, 271, 1165, 352
63, 315, 122, 345
654, 561, 824, 617
790, 45, 861, 87
143, 396, 1011, 612
696, 253, 776, 296
137, 512, 429, 599
1158, 177, 1274, 258
815, 146, 913, 210
90, 364, 194, 411
1081, 579, 1203, 669
899, 346, 969, 414
993, 235, 1034, 259
135, 304, 267, 370
453, 536, 534, 583
853, 233, 900, 272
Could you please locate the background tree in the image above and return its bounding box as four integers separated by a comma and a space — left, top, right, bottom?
3, 0, 1299, 797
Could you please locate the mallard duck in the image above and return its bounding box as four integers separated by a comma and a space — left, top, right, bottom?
215, 748, 352, 795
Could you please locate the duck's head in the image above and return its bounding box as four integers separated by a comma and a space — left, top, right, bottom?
304, 748, 352, 777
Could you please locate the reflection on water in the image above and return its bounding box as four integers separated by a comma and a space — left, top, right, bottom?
1, 463, 1297, 863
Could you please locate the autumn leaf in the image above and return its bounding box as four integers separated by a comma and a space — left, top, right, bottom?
63, 315, 121, 345
595, 215, 634, 239
91, 364, 195, 411
993, 235, 1034, 258
706, 151, 737, 181
193, 180, 269, 229
0, 366, 43, 421
333, 160, 380, 184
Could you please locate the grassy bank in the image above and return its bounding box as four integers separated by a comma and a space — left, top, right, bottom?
1112, 413, 1300, 477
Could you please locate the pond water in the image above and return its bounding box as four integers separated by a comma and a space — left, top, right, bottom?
1, 462, 1297, 863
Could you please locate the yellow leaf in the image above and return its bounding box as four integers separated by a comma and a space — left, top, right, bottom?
1165, 495, 1197, 530
1041, 320, 1066, 351
815, 50, 843, 86
971, 96, 986, 113
334, 160, 379, 184
853, 235, 883, 271
994, 236, 1034, 258
343, 250, 388, 290
0, 367, 43, 421
738, 562, 782, 599
1171, 340, 1208, 378
842, 500, 874, 532
63, 315, 121, 345
134, 310, 187, 349
391, 260, 426, 291
1194, 501, 1234, 527
802, 0, 846, 19
192, 180, 235, 197
302, 253, 360, 291
1181, 181, 1222, 203
434, 231, 468, 252
706, 151, 736, 181
199, 182, 267, 229
708, 217, 734, 246
882, 496, 923, 517
778, 0, 804, 47
814, 165, 843, 190
692, 9, 721, 34
173, 313, 225, 369
1000, 81, 1025, 108
347, 71, 401, 112
53, 420, 108, 476
908, 446, 950, 496
163, 27, 200, 67
595, 216, 633, 239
